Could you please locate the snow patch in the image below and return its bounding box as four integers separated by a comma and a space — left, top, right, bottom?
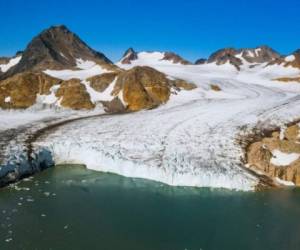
275, 177, 295, 186
255, 48, 261, 55
36, 85, 60, 105
44, 60, 109, 80
4, 96, 11, 103
59, 52, 68, 59
76, 58, 97, 70
0, 56, 22, 72
285, 55, 295, 62
271, 150, 300, 166
279, 125, 286, 140
83, 78, 116, 103
247, 50, 255, 57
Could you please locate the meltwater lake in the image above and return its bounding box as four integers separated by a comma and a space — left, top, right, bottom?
1, 165, 300, 250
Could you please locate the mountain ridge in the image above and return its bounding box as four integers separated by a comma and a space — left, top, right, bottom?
0, 25, 114, 80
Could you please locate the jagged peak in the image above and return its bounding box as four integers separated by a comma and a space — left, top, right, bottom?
0, 24, 113, 80
123, 48, 136, 57
120, 48, 138, 64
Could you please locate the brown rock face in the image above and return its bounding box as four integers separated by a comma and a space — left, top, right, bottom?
210, 84, 221, 91
206, 46, 280, 70
0, 72, 61, 109
274, 76, 300, 83
268, 50, 300, 69
87, 72, 119, 92
0, 25, 115, 80
173, 79, 197, 90
161, 52, 191, 65
207, 48, 243, 70
101, 97, 126, 113
246, 124, 300, 186
113, 66, 170, 111
120, 48, 138, 64
241, 46, 280, 64
109, 66, 195, 112
56, 79, 94, 110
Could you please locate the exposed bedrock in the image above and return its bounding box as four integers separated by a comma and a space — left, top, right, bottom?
246, 123, 300, 186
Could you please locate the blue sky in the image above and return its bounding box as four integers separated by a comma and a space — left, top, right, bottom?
1, 0, 300, 62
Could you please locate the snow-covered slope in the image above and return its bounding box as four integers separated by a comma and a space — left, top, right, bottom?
117, 50, 191, 67
43, 58, 110, 81
31, 61, 300, 191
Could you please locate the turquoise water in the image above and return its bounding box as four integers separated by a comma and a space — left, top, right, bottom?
1, 165, 300, 250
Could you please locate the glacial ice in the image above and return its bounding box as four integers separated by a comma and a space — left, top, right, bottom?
2, 60, 300, 190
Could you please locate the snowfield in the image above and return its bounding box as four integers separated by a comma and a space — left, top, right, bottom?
0, 56, 22, 73
2, 59, 300, 190
271, 150, 300, 166
44, 58, 110, 80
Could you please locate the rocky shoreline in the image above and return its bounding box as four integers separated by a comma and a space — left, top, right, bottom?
242, 120, 300, 190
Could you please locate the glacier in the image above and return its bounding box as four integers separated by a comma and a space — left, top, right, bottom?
2, 61, 300, 190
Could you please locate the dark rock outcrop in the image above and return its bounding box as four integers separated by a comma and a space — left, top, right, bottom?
241, 46, 280, 64
206, 46, 281, 70
161, 52, 191, 65
195, 58, 207, 65
120, 48, 138, 64
207, 48, 242, 70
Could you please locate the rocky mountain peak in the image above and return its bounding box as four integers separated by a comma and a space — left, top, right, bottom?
239, 46, 280, 63
266, 49, 300, 69
207, 48, 242, 70
0, 25, 113, 80
161, 52, 191, 65
205, 46, 281, 70
120, 48, 138, 64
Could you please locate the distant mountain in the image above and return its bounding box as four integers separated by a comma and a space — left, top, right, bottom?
0, 26, 195, 111
195, 58, 207, 65
1, 24, 300, 111
161, 52, 191, 65
238, 46, 280, 64
268, 49, 300, 69
119, 49, 191, 65
207, 48, 242, 70
196, 46, 281, 70
0, 25, 114, 80
120, 48, 138, 64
